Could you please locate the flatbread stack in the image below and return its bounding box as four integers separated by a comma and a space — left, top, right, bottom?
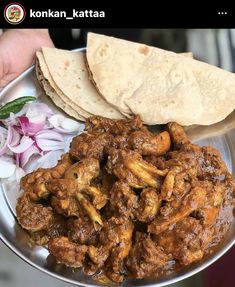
36, 33, 235, 126
86, 33, 235, 126
36, 48, 124, 121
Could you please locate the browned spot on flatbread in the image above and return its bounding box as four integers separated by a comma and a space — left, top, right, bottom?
76, 84, 80, 89
99, 44, 109, 57
138, 46, 150, 55
64, 60, 70, 70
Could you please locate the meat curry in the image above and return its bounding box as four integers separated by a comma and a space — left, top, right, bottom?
16, 116, 235, 283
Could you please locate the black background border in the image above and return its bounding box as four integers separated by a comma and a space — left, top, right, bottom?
0, 1, 234, 28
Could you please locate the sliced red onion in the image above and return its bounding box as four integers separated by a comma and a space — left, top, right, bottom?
14, 166, 26, 183
62, 134, 75, 152
0, 101, 81, 176
18, 116, 45, 136
0, 154, 14, 164
35, 129, 64, 151
15, 153, 20, 166
1, 162, 25, 183
36, 138, 65, 151
0, 126, 12, 156
62, 118, 81, 132
0, 158, 16, 178
33, 140, 42, 153
9, 112, 18, 125
26, 102, 53, 119
36, 102, 53, 116
10, 127, 21, 147
0, 126, 8, 148
35, 129, 64, 141
12, 125, 24, 135
27, 112, 45, 124
37, 150, 63, 168
20, 143, 41, 168
17, 116, 28, 134
8, 136, 34, 153
48, 114, 81, 134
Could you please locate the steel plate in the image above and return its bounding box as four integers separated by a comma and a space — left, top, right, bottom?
0, 49, 234, 287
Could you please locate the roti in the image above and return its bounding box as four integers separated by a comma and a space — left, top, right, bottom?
87, 34, 193, 118
36, 58, 85, 121
87, 33, 235, 125
87, 33, 150, 116
36, 51, 88, 120
41, 47, 124, 120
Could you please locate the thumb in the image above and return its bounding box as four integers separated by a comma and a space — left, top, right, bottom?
0, 52, 17, 89
0, 72, 18, 89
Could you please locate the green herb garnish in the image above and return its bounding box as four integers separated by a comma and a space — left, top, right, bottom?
0, 96, 36, 119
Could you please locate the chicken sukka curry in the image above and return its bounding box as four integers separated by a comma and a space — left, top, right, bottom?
16, 116, 235, 283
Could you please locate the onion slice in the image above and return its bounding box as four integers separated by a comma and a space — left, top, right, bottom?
8, 136, 34, 154
36, 138, 65, 151
18, 116, 45, 136
0, 126, 12, 156
35, 129, 64, 141
0, 158, 16, 178
48, 114, 81, 134
0, 126, 8, 147
35, 129, 64, 151
26, 102, 53, 119
20, 144, 41, 168
37, 150, 63, 168
14, 166, 26, 183
10, 126, 21, 147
